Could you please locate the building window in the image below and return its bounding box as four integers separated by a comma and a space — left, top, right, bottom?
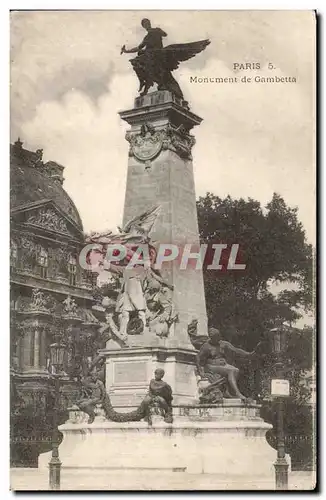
68, 254, 77, 286
38, 247, 48, 279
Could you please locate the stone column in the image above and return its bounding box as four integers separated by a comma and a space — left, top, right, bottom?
33, 328, 40, 369
119, 90, 208, 347
16, 335, 22, 370
39, 327, 47, 369
22, 327, 34, 369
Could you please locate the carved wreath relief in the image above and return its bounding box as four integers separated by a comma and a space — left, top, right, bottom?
127, 123, 163, 164
126, 122, 196, 168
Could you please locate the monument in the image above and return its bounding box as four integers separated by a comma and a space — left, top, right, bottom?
38, 20, 279, 487
83, 23, 211, 409
103, 93, 210, 407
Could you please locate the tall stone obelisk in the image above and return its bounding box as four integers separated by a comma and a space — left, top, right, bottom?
104, 90, 208, 408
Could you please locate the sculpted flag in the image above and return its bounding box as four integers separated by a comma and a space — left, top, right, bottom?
85, 206, 161, 270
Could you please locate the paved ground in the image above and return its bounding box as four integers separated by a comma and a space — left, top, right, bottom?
10, 468, 316, 491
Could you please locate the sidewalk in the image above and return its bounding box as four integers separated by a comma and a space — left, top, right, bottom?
10, 468, 316, 491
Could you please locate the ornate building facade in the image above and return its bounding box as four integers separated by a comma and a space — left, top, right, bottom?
10, 139, 100, 466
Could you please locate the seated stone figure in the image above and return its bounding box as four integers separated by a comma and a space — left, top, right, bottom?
141, 368, 173, 424
196, 327, 261, 404
76, 370, 106, 424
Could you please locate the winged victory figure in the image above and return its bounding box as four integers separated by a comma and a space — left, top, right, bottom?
87, 206, 161, 247
121, 19, 210, 99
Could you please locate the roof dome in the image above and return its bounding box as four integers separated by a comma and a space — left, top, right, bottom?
10, 140, 83, 232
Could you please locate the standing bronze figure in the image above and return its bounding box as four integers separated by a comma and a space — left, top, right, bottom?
121, 19, 210, 99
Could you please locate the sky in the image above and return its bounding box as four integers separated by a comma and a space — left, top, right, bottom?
10, 10, 316, 242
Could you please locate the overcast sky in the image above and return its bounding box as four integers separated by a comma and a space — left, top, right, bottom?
10, 10, 316, 242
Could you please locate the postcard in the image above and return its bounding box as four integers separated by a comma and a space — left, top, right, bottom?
10, 10, 316, 491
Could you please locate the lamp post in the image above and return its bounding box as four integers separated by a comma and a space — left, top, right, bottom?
48, 341, 66, 491
269, 325, 289, 490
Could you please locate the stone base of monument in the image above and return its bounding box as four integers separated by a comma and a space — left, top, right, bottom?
39, 400, 282, 483
104, 346, 198, 409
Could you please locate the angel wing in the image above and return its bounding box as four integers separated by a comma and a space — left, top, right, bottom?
161, 39, 210, 71
122, 205, 161, 237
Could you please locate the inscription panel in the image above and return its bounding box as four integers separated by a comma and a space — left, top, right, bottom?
114, 361, 148, 385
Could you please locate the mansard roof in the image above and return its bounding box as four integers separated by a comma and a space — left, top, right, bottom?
10, 139, 83, 232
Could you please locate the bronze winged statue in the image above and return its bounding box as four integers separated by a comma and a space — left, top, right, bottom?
121, 18, 210, 99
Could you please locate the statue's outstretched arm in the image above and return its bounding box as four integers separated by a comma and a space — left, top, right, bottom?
222, 341, 253, 358
121, 40, 146, 54
108, 263, 124, 276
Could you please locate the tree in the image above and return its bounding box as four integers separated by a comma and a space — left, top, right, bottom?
196, 192, 314, 400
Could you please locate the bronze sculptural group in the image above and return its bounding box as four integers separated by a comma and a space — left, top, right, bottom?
87, 206, 177, 343
76, 368, 173, 425
75, 325, 263, 424
121, 18, 210, 100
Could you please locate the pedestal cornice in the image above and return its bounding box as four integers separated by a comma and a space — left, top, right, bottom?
119, 91, 202, 131
99, 345, 197, 359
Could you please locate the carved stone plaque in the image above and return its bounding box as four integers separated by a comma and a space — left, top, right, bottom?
114, 361, 147, 384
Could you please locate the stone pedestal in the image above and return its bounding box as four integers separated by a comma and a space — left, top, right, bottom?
38, 401, 281, 483
103, 346, 198, 409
